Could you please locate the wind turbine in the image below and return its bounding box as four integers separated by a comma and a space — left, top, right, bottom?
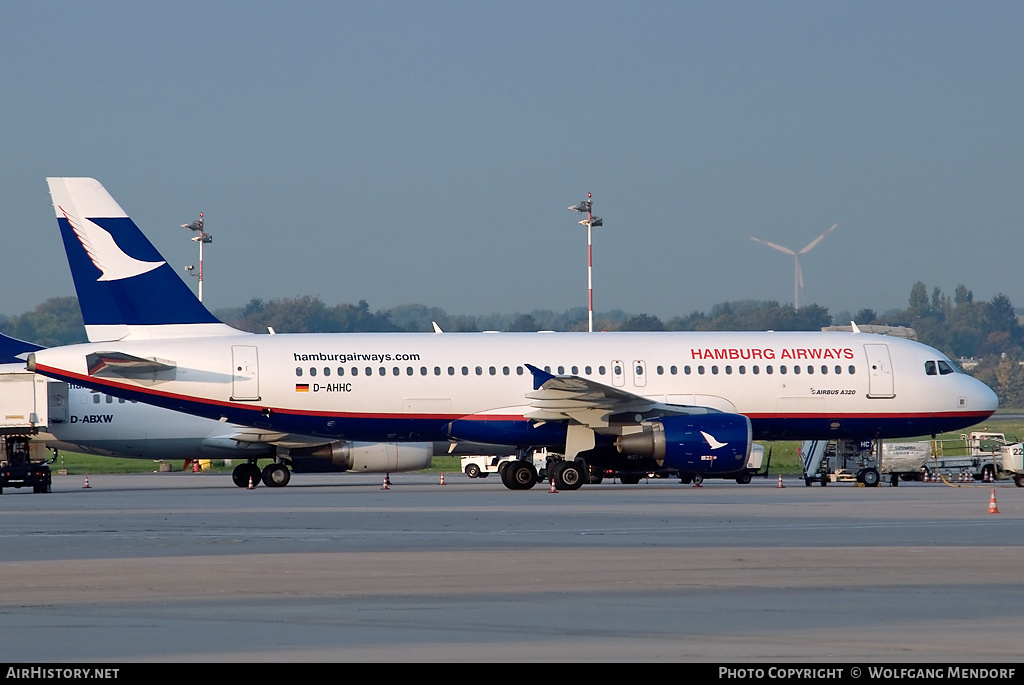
750, 223, 838, 309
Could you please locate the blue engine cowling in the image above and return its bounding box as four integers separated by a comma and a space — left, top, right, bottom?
615, 413, 751, 475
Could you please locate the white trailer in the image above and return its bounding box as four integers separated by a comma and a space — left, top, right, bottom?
998, 442, 1024, 487
0, 370, 59, 494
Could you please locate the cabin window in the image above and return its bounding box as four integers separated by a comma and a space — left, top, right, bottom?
684, 365, 691, 375
393, 367, 400, 376
670, 365, 677, 375
489, 366, 496, 375
766, 365, 773, 375
753, 365, 759, 375
106, 395, 113, 403
739, 365, 745, 374
323, 367, 331, 377
517, 366, 524, 375
295, 367, 303, 377
309, 367, 317, 377
848, 365, 856, 374
503, 366, 510, 375
821, 365, 828, 375
698, 365, 705, 375
93, 394, 100, 404
725, 365, 732, 374
420, 367, 427, 375
448, 367, 455, 376
656, 365, 664, 375
598, 366, 606, 375
558, 366, 565, 374
338, 367, 345, 376
780, 366, 788, 375
475, 366, 483, 375
407, 367, 413, 375
835, 365, 841, 374
351, 367, 358, 376
461, 366, 469, 375
585, 366, 592, 374
571, 366, 578, 374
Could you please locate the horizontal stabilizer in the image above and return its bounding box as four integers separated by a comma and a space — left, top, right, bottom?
0, 332, 44, 364
86, 351, 176, 377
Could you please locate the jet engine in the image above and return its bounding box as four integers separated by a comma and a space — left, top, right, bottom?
289, 440, 432, 473
615, 413, 751, 474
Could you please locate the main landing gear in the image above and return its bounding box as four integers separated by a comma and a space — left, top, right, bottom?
232, 460, 291, 488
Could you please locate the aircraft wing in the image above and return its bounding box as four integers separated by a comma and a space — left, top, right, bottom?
226, 428, 334, 449
524, 364, 714, 429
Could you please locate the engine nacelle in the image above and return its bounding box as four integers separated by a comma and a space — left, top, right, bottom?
615, 413, 751, 475
290, 441, 432, 473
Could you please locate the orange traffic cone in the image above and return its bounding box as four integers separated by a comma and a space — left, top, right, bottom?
82, 475, 91, 489
439, 472, 446, 485
247, 475, 254, 490
549, 477, 557, 493
777, 474, 785, 488
381, 475, 390, 491
988, 488, 1000, 514
192, 460, 200, 473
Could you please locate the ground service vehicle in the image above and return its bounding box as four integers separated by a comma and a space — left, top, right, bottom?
0, 371, 53, 494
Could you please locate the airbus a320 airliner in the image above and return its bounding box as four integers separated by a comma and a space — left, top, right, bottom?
28, 178, 998, 490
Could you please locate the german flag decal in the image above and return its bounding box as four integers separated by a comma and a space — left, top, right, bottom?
295, 384, 310, 392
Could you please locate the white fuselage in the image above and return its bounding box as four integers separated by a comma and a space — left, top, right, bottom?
29, 329, 998, 445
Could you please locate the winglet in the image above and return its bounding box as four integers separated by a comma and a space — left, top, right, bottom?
525, 363, 555, 390
850, 321, 861, 334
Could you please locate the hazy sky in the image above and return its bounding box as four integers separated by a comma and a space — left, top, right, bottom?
2, 2, 1022, 320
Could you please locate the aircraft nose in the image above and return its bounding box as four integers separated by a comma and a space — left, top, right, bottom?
970, 376, 999, 414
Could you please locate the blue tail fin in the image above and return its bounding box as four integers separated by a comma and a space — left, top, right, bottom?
46, 178, 239, 341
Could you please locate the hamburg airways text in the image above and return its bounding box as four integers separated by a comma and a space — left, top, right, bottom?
691, 347, 854, 361
293, 352, 421, 363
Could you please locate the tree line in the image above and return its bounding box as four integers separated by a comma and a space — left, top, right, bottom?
4, 281, 1023, 406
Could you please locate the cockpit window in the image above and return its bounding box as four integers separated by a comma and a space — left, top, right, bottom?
925, 361, 937, 376
937, 360, 955, 375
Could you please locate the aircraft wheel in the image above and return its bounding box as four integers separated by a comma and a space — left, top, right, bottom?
232, 463, 258, 488
507, 461, 537, 490
554, 461, 584, 490
736, 472, 752, 484
262, 463, 291, 488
